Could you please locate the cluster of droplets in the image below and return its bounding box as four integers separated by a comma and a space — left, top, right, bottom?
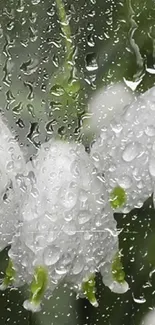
91, 86, 155, 213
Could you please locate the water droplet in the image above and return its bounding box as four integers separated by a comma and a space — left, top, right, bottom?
78, 211, 90, 225
146, 67, 155, 74
12, 102, 23, 115
88, 10, 95, 18
70, 160, 80, 177
52, 54, 59, 68
55, 267, 68, 276
6, 90, 15, 104
27, 104, 35, 117
111, 122, 123, 134
27, 122, 40, 148
133, 295, 146, 304
7, 21, 14, 31
29, 26, 38, 42
3, 59, 13, 86
145, 125, 155, 137
60, 186, 77, 210
50, 101, 62, 111
31, 0, 40, 4
84, 231, 93, 240
44, 246, 60, 266
72, 256, 84, 275
0, 24, 3, 38
85, 52, 98, 72
47, 6, 55, 17
58, 126, 66, 136
24, 81, 34, 100
122, 142, 141, 162
20, 58, 39, 75
45, 120, 53, 134
87, 34, 95, 47
50, 84, 65, 97
123, 77, 142, 91
63, 222, 76, 236
79, 189, 88, 203
29, 12, 37, 24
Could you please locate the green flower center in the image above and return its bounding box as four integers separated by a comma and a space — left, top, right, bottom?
110, 186, 127, 209
112, 252, 126, 283
82, 274, 98, 307
3, 259, 15, 287
29, 266, 48, 306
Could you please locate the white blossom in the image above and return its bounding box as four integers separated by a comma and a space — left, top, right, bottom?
0, 115, 25, 252
91, 86, 155, 213
8, 139, 127, 311
140, 309, 155, 325
83, 82, 135, 137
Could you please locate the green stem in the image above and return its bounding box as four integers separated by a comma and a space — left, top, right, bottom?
55, 0, 73, 61
48, 0, 83, 142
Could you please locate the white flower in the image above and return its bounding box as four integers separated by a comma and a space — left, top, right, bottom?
7, 139, 127, 311
91, 86, 155, 213
83, 82, 134, 137
0, 116, 25, 252
140, 309, 155, 325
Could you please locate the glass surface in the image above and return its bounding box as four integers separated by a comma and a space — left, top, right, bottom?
0, 1, 155, 325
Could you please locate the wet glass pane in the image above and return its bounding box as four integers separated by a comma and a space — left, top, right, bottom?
0, 1, 155, 325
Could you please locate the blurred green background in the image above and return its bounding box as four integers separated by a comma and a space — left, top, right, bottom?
0, 0, 155, 324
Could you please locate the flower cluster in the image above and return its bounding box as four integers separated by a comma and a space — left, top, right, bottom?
2, 85, 155, 312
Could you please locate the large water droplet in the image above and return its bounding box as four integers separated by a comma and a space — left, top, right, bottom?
122, 142, 141, 162
78, 211, 90, 225
87, 34, 95, 47
60, 186, 77, 210
72, 256, 84, 275
31, 0, 40, 4
50, 84, 65, 97
44, 246, 60, 266
20, 58, 39, 75
145, 125, 155, 137
133, 294, 146, 304
55, 267, 67, 276
85, 52, 98, 72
